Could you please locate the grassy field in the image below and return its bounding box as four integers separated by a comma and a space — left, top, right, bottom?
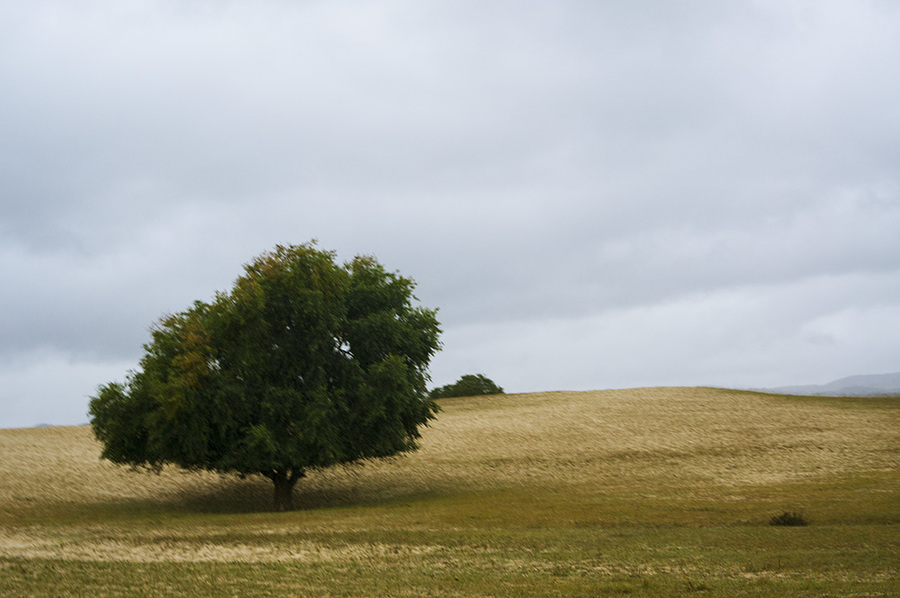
1, 387, 897, 596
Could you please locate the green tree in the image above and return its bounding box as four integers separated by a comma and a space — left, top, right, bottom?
430, 374, 504, 399
90, 243, 441, 511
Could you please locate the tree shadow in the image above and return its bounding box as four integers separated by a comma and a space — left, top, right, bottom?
153, 466, 464, 515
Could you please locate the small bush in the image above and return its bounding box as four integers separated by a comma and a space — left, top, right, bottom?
769, 511, 809, 526
430, 374, 504, 399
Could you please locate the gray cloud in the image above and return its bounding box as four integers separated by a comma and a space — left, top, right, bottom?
2, 0, 899, 427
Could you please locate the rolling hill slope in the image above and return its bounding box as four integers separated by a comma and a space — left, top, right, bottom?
1, 387, 896, 515
1, 387, 898, 597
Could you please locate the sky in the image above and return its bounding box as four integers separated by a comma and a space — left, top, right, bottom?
2, 0, 899, 428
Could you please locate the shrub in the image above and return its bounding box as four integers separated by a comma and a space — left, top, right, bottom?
430, 374, 504, 399
770, 511, 809, 526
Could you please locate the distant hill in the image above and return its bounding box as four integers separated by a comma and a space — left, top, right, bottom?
767, 372, 900, 397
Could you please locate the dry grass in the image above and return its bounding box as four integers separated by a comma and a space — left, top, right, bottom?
0, 425, 264, 515
3, 387, 896, 517
417, 387, 899, 488
0, 387, 897, 596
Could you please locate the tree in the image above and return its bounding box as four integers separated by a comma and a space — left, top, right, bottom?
89, 243, 441, 511
429, 374, 504, 399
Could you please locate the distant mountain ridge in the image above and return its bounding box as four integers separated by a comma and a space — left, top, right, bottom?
767, 372, 900, 397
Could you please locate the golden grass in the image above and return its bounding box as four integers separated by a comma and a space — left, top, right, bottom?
299, 386, 900, 511
418, 387, 898, 488
0, 425, 256, 514
1, 387, 897, 571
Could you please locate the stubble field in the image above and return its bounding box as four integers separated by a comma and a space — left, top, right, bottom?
1, 387, 898, 596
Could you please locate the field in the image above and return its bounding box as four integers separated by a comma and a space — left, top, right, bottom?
1, 387, 898, 597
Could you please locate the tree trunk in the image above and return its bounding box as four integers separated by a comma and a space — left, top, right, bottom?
272, 469, 304, 512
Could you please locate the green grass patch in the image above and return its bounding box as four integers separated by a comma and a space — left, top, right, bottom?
2, 523, 897, 597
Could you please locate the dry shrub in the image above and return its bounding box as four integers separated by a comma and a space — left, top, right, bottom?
769, 511, 809, 526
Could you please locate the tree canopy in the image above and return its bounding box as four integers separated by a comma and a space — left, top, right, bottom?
429, 374, 504, 399
89, 243, 441, 511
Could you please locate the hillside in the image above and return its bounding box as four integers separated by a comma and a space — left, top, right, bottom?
1, 387, 898, 596
2, 387, 896, 515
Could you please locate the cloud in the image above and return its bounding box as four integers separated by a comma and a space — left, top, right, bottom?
1, 0, 899, 426
432, 269, 900, 394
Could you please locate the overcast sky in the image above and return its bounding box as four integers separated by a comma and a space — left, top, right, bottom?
2, 0, 899, 428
